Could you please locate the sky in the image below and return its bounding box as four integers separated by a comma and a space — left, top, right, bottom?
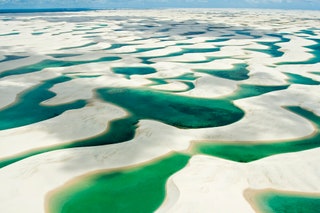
0, 0, 320, 10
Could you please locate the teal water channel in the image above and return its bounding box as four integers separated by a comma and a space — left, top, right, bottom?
253, 190, 320, 213
192, 106, 320, 162
0, 56, 120, 78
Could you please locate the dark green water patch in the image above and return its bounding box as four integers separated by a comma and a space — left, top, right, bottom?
298, 29, 317, 36
235, 30, 262, 39
0, 76, 86, 130
285, 72, 320, 85
192, 106, 320, 162
246, 41, 284, 58
147, 78, 168, 86
103, 43, 133, 50
194, 63, 249, 81
112, 67, 156, 79
96, 87, 244, 128
0, 32, 19, 36
147, 73, 197, 91
133, 47, 164, 53
266, 33, 291, 43
206, 38, 230, 43
0, 55, 27, 63
253, 190, 320, 213
0, 56, 120, 78
48, 54, 82, 58
147, 73, 197, 86
181, 31, 205, 36
226, 84, 289, 100
176, 42, 193, 46
139, 57, 155, 64
48, 153, 190, 213
32, 32, 44, 35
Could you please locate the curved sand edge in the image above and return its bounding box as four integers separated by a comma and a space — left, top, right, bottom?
158, 148, 320, 212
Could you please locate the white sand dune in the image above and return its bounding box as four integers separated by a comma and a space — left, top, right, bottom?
158, 148, 320, 213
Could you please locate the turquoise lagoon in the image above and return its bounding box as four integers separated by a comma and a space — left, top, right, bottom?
251, 190, 320, 213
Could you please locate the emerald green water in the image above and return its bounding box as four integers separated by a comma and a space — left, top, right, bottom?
246, 41, 284, 58
147, 73, 198, 89
194, 63, 249, 81
206, 38, 230, 43
254, 191, 320, 213
0, 76, 86, 130
0, 55, 27, 63
226, 84, 289, 100
192, 106, 320, 162
235, 30, 262, 39
285, 72, 320, 85
112, 67, 156, 79
298, 29, 317, 36
0, 32, 19, 36
48, 54, 81, 58
32, 32, 44, 35
0, 56, 120, 78
96, 87, 244, 128
48, 153, 190, 213
103, 43, 130, 50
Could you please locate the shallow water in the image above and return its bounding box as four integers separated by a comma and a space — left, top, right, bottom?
48, 153, 190, 213
253, 190, 320, 213
0, 56, 120, 78
112, 66, 157, 79
194, 63, 249, 81
0, 76, 86, 130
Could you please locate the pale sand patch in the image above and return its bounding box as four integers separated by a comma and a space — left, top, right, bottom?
152, 53, 211, 63
0, 100, 126, 160
149, 81, 189, 92
272, 36, 316, 63
194, 84, 320, 141
43, 64, 152, 106
158, 148, 320, 213
242, 64, 288, 85
277, 63, 320, 82
0, 55, 47, 73
136, 46, 183, 57
179, 74, 238, 98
